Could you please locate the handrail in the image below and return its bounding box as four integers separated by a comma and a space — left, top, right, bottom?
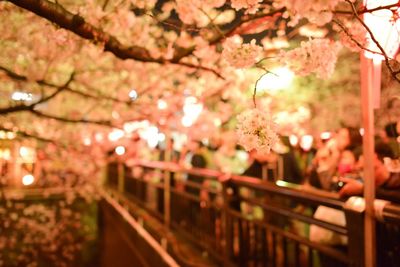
108, 160, 400, 267
229, 175, 344, 210
382, 203, 400, 223
238, 195, 348, 235
127, 159, 222, 179
127, 160, 344, 208
125, 160, 400, 219
101, 189, 180, 267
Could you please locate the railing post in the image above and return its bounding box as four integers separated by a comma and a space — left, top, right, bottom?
360, 53, 376, 267
118, 162, 125, 193
343, 197, 366, 267
103, 162, 108, 186
221, 175, 233, 266
163, 135, 172, 227
164, 170, 171, 227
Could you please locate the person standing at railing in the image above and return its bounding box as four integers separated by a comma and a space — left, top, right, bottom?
182, 141, 209, 230
186, 141, 208, 195
279, 135, 304, 184
338, 140, 400, 201
308, 127, 362, 191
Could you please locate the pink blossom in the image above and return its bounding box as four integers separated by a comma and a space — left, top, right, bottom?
231, 0, 262, 14
236, 109, 279, 153
279, 38, 342, 79
222, 36, 263, 68
274, 0, 341, 26
336, 21, 368, 52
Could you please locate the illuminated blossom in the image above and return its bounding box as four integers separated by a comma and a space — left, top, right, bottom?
175, 0, 202, 25
236, 109, 279, 154
231, 0, 262, 14
279, 38, 342, 79
202, 0, 226, 8
336, 21, 368, 52
274, 0, 341, 26
175, 0, 225, 25
222, 35, 263, 68
130, 0, 157, 9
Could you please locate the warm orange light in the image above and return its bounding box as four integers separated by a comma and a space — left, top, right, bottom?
22, 174, 35, 186
289, 135, 299, 146
300, 135, 313, 151
320, 132, 331, 140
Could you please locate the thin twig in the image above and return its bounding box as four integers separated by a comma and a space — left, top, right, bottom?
332, 19, 385, 56
345, 0, 400, 83
29, 109, 113, 127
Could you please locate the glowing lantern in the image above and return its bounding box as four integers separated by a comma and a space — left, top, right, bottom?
363, 0, 400, 108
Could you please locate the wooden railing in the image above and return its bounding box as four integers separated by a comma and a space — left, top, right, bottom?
104, 160, 400, 267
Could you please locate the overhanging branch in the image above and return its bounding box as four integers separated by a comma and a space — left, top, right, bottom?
29, 109, 113, 127
0, 125, 55, 143
345, 0, 400, 83
0, 69, 74, 115
0, 65, 132, 105
7, 0, 159, 62
7, 0, 283, 79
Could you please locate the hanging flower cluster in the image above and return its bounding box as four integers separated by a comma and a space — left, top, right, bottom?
222, 35, 263, 68
274, 0, 341, 26
279, 38, 342, 79
236, 109, 279, 154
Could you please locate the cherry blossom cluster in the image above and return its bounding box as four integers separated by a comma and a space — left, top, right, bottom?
236, 108, 279, 154
279, 38, 342, 79
231, 0, 263, 14
0, 200, 93, 267
222, 35, 263, 68
175, 0, 226, 26
274, 0, 342, 26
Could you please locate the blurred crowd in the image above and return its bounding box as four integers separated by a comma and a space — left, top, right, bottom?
142, 120, 400, 202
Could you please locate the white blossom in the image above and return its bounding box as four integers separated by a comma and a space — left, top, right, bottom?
231, 0, 262, 14
274, 0, 341, 26
175, 0, 225, 25
279, 38, 342, 79
236, 109, 279, 154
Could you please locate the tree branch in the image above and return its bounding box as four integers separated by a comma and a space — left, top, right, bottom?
7, 0, 159, 62
7, 0, 225, 77
345, 0, 400, 83
34, 71, 74, 105
170, 8, 285, 62
0, 65, 132, 107
0, 68, 74, 115
0, 125, 55, 143
335, 2, 400, 15
28, 109, 113, 127
332, 19, 383, 56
